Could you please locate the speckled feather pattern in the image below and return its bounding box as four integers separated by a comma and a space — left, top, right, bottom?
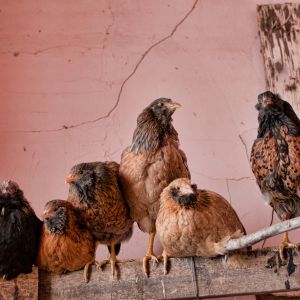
251, 92, 300, 221
156, 182, 245, 257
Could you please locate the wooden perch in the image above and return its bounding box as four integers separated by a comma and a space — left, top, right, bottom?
227, 216, 300, 251
0, 247, 298, 300
2, 215, 300, 300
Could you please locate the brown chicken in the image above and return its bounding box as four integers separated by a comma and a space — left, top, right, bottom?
119, 98, 190, 276
36, 199, 95, 282
251, 91, 300, 258
156, 178, 246, 274
65, 161, 133, 276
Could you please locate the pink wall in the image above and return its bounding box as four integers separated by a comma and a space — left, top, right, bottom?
1, 1, 299, 298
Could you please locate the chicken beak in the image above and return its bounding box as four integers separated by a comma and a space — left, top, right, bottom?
65, 175, 77, 184
263, 97, 273, 106
1, 207, 5, 216
41, 209, 49, 220
165, 102, 182, 110
181, 185, 194, 195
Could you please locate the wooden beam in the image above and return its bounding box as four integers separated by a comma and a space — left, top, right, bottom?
0, 267, 38, 300
257, 3, 300, 109
37, 248, 300, 300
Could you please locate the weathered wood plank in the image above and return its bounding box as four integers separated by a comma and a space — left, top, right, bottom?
38, 248, 300, 300
257, 3, 300, 108
256, 293, 300, 300
0, 267, 38, 300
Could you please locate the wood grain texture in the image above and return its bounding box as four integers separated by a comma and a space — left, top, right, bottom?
38, 248, 300, 299
257, 3, 300, 108
0, 267, 38, 300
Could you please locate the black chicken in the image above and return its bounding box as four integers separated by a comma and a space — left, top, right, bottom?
0, 180, 41, 279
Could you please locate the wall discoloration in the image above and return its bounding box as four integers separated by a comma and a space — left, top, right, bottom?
258, 4, 300, 107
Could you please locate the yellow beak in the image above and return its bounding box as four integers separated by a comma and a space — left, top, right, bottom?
165, 102, 182, 110
65, 175, 77, 184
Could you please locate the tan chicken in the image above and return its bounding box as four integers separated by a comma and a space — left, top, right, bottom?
119, 98, 190, 276
156, 178, 246, 274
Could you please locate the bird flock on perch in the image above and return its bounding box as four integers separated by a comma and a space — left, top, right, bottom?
1, 92, 300, 283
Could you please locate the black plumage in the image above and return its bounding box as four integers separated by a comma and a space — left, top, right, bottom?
0, 180, 41, 280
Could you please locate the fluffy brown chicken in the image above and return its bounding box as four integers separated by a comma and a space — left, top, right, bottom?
119, 98, 190, 276
251, 91, 300, 258
66, 161, 133, 277
36, 200, 95, 282
156, 178, 245, 274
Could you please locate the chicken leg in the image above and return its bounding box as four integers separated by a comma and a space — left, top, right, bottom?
143, 231, 159, 276
162, 250, 169, 275
279, 232, 300, 260
83, 260, 94, 283
97, 240, 118, 277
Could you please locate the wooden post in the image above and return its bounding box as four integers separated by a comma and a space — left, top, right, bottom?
0, 267, 38, 300
257, 3, 300, 109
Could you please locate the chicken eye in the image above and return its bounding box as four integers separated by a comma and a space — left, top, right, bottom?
159, 103, 163, 107
176, 186, 180, 191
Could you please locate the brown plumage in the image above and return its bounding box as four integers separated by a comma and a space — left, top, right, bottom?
119, 98, 190, 275
65, 161, 133, 276
36, 200, 95, 282
156, 178, 245, 274
250, 91, 300, 257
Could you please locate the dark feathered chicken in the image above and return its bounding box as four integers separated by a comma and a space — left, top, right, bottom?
156, 178, 245, 274
36, 200, 95, 282
119, 98, 190, 276
66, 161, 133, 276
0, 180, 41, 280
251, 91, 300, 258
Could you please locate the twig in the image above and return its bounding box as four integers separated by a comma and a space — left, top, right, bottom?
227, 216, 300, 251
261, 208, 275, 248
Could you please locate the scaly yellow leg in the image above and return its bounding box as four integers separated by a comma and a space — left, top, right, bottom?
83, 260, 94, 283
279, 232, 300, 260
96, 240, 118, 278
143, 232, 158, 277
162, 250, 169, 275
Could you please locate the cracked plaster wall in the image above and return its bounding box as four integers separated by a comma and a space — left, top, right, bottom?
0, 1, 299, 298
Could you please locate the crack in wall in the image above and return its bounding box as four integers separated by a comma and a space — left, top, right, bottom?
225, 179, 232, 204
2, 0, 199, 134
192, 169, 253, 182
238, 133, 250, 161
0, 45, 103, 57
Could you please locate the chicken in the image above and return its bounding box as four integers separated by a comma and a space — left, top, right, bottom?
36, 199, 95, 282
119, 98, 190, 276
65, 161, 133, 277
0, 180, 41, 280
251, 91, 300, 259
156, 178, 245, 274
